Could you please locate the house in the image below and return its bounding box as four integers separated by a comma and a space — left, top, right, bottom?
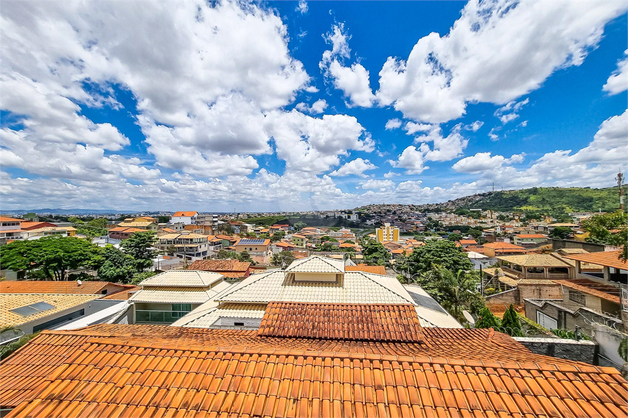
19, 221, 58, 231
108, 226, 144, 240
345, 264, 386, 275
233, 238, 271, 255
156, 233, 210, 259
116, 218, 158, 230
170, 211, 198, 225
497, 254, 575, 280
482, 241, 528, 257
0, 216, 25, 245
291, 234, 307, 248
375, 222, 399, 242
128, 270, 231, 324
173, 255, 461, 329
513, 233, 549, 246
187, 259, 251, 279
2, 317, 627, 417
271, 241, 296, 253
457, 238, 477, 248
0, 280, 134, 297
561, 250, 627, 284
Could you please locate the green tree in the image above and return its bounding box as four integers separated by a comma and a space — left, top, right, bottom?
131, 271, 157, 285
475, 307, 501, 329
120, 231, 157, 272
468, 228, 482, 240
157, 216, 170, 223
549, 226, 572, 240
271, 251, 296, 269
582, 211, 627, 258
293, 222, 307, 231
319, 242, 335, 252
237, 251, 253, 263
270, 230, 286, 242
499, 304, 523, 336
0, 236, 101, 280
216, 249, 238, 259
214, 223, 234, 235
422, 266, 483, 322
447, 233, 463, 242
361, 239, 391, 265
0, 330, 41, 360
97, 245, 137, 283
407, 240, 473, 277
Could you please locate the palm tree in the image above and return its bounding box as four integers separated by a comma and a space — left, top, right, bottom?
431, 266, 481, 322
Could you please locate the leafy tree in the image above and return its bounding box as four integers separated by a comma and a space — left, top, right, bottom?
270, 230, 286, 242
361, 239, 391, 266
468, 228, 482, 240
293, 222, 307, 231
318, 242, 335, 252
97, 245, 137, 283
157, 216, 171, 223
0, 236, 101, 280
271, 251, 296, 269
549, 226, 572, 240
499, 305, 523, 336
448, 233, 463, 242
88, 218, 108, 229
0, 330, 41, 360
216, 249, 238, 259
475, 307, 501, 329
582, 211, 627, 258
344, 240, 355, 244
214, 223, 234, 235
407, 240, 473, 277
421, 266, 483, 322
131, 271, 157, 285
120, 231, 157, 272
238, 251, 253, 263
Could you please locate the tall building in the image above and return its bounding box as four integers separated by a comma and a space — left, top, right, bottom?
376, 222, 399, 242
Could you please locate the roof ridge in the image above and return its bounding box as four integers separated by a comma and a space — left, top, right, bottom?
216, 270, 276, 301
356, 271, 415, 304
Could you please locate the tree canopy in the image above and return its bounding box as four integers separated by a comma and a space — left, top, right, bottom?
475, 307, 501, 329
0, 236, 101, 280
120, 231, 157, 271
360, 239, 391, 266
271, 251, 296, 269
406, 240, 473, 277
582, 211, 628, 259
97, 245, 138, 283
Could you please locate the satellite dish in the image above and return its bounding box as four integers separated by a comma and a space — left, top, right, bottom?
463, 310, 475, 326
77, 280, 82, 286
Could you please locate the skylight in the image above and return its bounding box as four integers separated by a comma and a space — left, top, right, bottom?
10, 301, 56, 317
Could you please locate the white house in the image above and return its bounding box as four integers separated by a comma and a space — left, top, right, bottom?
170, 211, 198, 225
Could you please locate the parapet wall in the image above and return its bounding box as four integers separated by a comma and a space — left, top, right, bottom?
514, 337, 597, 364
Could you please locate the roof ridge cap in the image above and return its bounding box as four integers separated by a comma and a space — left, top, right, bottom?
357, 272, 415, 304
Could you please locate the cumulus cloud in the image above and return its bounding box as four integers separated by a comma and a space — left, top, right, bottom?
376, 0, 627, 122
385, 119, 402, 130
320, 24, 376, 107
603, 49, 628, 95
452, 152, 525, 173
329, 158, 377, 177
495, 98, 529, 124
388, 146, 427, 174
465, 121, 484, 132
359, 179, 394, 190
295, 99, 328, 114
404, 122, 433, 135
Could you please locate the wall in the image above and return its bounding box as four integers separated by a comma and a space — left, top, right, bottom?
513, 337, 597, 364
518, 283, 562, 301
486, 288, 518, 305
591, 323, 628, 370
551, 239, 605, 253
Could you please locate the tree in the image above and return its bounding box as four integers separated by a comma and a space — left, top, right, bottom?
271, 251, 296, 269
270, 230, 286, 242
549, 226, 572, 240
421, 266, 483, 322
448, 233, 463, 242
468, 228, 482, 240
120, 231, 157, 272
407, 240, 473, 277
216, 249, 238, 259
293, 222, 307, 231
0, 236, 101, 280
238, 251, 253, 263
361, 239, 391, 265
131, 271, 157, 285
475, 307, 501, 329
582, 211, 627, 259
214, 223, 234, 235
97, 245, 137, 283
157, 216, 170, 224
499, 304, 523, 336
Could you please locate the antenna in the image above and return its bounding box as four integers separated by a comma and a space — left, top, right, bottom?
616, 171, 624, 212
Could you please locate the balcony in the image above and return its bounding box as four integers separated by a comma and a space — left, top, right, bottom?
135, 310, 190, 324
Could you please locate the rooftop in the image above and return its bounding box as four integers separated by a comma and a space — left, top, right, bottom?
562, 250, 627, 271
497, 254, 572, 267
0, 216, 22, 222
0, 281, 127, 295
137, 270, 224, 287
345, 264, 387, 275
188, 259, 251, 272
2, 324, 627, 417
515, 234, 548, 239
484, 242, 528, 251
258, 302, 424, 342
0, 293, 100, 328
285, 255, 345, 273
553, 279, 621, 304
235, 238, 270, 246
172, 211, 198, 217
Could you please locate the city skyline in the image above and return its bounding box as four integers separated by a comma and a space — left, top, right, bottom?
1, 0, 627, 212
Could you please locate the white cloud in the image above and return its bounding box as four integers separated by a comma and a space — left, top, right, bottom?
376, 0, 627, 123
404, 122, 433, 135
388, 146, 427, 174
296, 0, 308, 14
603, 49, 628, 95
452, 152, 525, 173
383, 171, 399, 178
329, 158, 377, 177
414, 125, 469, 162
359, 179, 394, 190
495, 98, 529, 124
385, 119, 402, 130
320, 24, 376, 107
465, 121, 484, 132
295, 99, 328, 114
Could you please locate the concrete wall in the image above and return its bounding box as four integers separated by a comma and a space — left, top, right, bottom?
551, 239, 605, 252
591, 323, 627, 370
486, 288, 518, 305
514, 337, 597, 364
518, 283, 562, 302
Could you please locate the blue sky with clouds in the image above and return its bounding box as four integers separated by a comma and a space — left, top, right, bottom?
1, 0, 627, 212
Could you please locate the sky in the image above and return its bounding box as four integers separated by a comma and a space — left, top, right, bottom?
1, 0, 627, 212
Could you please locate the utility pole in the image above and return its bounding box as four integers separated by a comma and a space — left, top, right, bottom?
492, 182, 495, 192
616, 171, 624, 212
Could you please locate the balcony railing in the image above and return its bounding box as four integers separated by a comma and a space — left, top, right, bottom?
135, 310, 190, 324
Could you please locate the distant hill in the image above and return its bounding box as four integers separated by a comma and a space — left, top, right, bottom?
420, 187, 623, 213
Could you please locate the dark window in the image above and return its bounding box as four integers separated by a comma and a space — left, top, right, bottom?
33, 309, 85, 332
234, 322, 245, 327
101, 289, 108, 294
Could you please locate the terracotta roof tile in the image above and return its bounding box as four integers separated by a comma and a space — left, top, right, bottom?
0, 281, 117, 295
2, 324, 627, 417
553, 279, 621, 304
172, 211, 198, 217
258, 302, 424, 342
562, 251, 627, 271
345, 264, 387, 275
187, 259, 250, 273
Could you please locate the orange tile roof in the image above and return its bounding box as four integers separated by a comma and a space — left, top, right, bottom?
258, 302, 424, 342
188, 259, 250, 273
3, 324, 627, 417
553, 279, 621, 304
562, 250, 627, 271
18, 222, 57, 230
172, 211, 198, 217
0, 281, 120, 295
484, 242, 527, 250
458, 239, 477, 245
346, 264, 387, 275
101, 286, 140, 300
0, 216, 22, 222
516, 234, 547, 239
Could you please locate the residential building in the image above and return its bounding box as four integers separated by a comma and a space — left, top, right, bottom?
0, 281, 133, 297
375, 222, 399, 242
170, 211, 198, 225
2, 316, 627, 417
513, 233, 549, 246
291, 234, 307, 248
187, 259, 251, 279
173, 255, 461, 329
497, 254, 575, 280
0, 216, 25, 245
271, 241, 296, 253
482, 241, 528, 257
128, 270, 231, 324
457, 238, 477, 248
233, 238, 271, 255
19, 221, 57, 230
156, 233, 210, 259
116, 218, 158, 230
108, 226, 144, 240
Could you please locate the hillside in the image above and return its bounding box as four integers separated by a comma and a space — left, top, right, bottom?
423, 187, 623, 213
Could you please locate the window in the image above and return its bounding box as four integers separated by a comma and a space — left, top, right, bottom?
536, 311, 558, 330
171, 303, 192, 319
33, 309, 85, 332
234, 322, 245, 327
569, 290, 586, 305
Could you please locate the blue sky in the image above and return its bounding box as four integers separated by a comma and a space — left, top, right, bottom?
1, 0, 627, 212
